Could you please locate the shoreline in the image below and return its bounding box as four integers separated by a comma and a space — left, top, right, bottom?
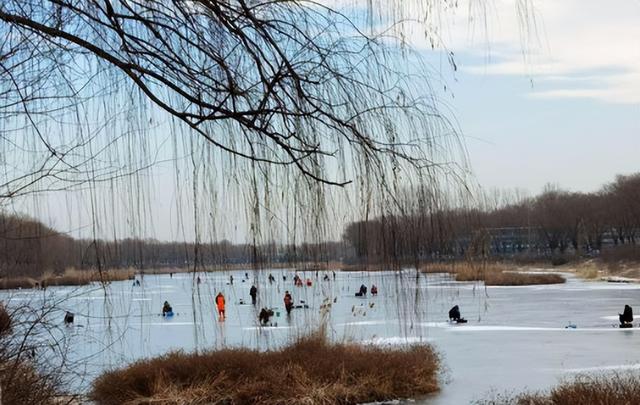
2, 259, 639, 290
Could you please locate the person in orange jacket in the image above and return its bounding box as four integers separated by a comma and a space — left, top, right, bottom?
215, 292, 226, 321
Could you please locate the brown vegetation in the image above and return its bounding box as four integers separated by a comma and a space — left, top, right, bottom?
341, 263, 392, 272
41, 268, 136, 287
91, 333, 440, 405
0, 361, 61, 405
0, 277, 38, 289
482, 272, 565, 286
567, 261, 601, 279
482, 373, 640, 405
0, 268, 138, 290
422, 262, 565, 286
0, 306, 63, 405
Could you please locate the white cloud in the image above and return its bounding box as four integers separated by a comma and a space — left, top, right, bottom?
400, 0, 640, 104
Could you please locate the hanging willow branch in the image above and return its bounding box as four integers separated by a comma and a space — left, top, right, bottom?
0, 0, 461, 193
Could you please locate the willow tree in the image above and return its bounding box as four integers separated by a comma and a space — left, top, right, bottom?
0, 1, 476, 267
0, 2, 510, 400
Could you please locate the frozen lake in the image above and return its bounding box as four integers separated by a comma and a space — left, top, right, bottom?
4, 269, 640, 403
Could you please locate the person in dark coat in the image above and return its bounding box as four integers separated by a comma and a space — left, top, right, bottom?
249, 285, 257, 305
162, 301, 173, 316
64, 311, 74, 325
359, 284, 367, 296
449, 305, 461, 321
259, 308, 274, 325
620, 304, 633, 326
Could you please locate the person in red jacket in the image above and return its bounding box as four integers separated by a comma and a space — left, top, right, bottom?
283, 291, 293, 315
371, 285, 378, 295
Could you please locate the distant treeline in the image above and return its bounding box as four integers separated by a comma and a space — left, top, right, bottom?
342, 173, 640, 263
2, 173, 639, 278
0, 214, 349, 278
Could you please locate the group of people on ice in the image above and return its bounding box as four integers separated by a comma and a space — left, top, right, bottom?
160, 271, 382, 326
160, 271, 636, 330
355, 284, 378, 297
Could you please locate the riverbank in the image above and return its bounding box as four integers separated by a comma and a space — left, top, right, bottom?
0, 262, 346, 290
565, 259, 640, 283
91, 332, 440, 405
6, 258, 640, 290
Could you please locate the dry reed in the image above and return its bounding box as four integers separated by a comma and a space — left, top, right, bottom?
0, 277, 38, 289
421, 262, 565, 286
481, 372, 640, 404
91, 332, 440, 405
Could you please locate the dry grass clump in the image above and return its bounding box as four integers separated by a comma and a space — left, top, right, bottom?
341, 263, 390, 272
0, 268, 138, 290
91, 333, 440, 405
421, 262, 565, 286
38, 268, 135, 288
572, 262, 600, 279
0, 277, 37, 289
41, 269, 93, 287
42, 268, 137, 287
483, 272, 565, 286
482, 373, 640, 405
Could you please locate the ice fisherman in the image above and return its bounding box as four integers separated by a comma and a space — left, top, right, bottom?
620, 304, 633, 326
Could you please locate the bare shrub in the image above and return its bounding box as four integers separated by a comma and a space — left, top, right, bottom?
0, 361, 60, 405
0, 304, 65, 405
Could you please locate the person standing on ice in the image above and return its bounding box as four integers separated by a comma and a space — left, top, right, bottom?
215, 292, 226, 321
250, 285, 257, 305
284, 291, 293, 315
